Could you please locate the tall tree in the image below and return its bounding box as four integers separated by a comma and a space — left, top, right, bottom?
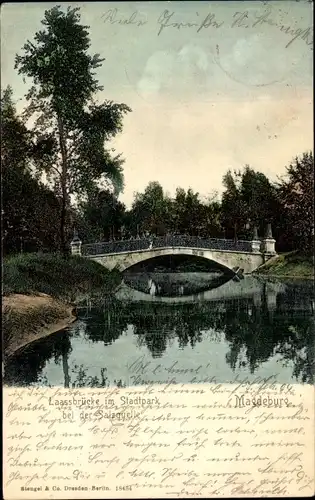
172, 187, 187, 234
1, 87, 60, 254
169, 187, 202, 235
78, 188, 126, 243
130, 182, 167, 236
278, 152, 314, 252
15, 6, 131, 253
183, 188, 202, 235
221, 170, 245, 241
240, 165, 278, 238
199, 196, 222, 238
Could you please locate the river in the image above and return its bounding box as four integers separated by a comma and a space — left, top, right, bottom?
4, 272, 314, 387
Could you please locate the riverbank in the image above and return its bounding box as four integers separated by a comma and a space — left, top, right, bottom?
255, 251, 314, 279
2, 253, 122, 358
3, 294, 77, 358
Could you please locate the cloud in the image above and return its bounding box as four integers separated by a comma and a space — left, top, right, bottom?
216, 33, 298, 87
114, 91, 313, 206
137, 45, 210, 98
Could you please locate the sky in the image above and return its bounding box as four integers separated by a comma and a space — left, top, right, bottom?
1, 1, 313, 207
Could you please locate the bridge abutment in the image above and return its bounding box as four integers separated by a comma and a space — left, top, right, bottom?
70, 229, 82, 256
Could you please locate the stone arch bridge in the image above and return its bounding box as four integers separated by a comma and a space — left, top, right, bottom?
73, 234, 277, 275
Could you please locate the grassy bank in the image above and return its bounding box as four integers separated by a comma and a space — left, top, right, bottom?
3, 252, 122, 300
2, 253, 122, 358
255, 251, 314, 279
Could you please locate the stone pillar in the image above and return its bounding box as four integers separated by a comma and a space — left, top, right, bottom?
262, 223, 276, 255
70, 228, 82, 256
251, 226, 261, 252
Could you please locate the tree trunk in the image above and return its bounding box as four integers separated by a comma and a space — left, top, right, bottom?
57, 114, 68, 256
60, 191, 67, 255
62, 351, 70, 388
234, 222, 238, 243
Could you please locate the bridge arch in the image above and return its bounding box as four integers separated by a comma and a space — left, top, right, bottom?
121, 249, 235, 274
117, 248, 237, 273
90, 246, 265, 274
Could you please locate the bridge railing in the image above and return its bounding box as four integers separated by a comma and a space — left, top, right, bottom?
81, 235, 253, 256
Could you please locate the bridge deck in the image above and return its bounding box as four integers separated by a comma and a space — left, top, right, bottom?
82, 236, 253, 256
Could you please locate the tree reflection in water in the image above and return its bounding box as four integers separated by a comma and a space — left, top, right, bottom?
4, 331, 73, 387
69, 365, 126, 388
4, 280, 314, 386
83, 280, 315, 383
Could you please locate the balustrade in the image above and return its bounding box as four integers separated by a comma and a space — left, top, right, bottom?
81, 235, 253, 256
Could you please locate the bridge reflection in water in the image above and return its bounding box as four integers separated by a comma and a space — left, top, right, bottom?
4, 274, 314, 388
117, 273, 284, 307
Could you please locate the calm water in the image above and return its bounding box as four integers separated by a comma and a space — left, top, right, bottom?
4, 273, 314, 387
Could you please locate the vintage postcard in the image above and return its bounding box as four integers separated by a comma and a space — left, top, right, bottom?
2, 1, 314, 498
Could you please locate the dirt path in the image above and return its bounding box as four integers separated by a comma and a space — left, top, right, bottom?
3, 293, 77, 359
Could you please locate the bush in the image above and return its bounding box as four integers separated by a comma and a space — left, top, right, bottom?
256, 251, 314, 278
3, 253, 122, 300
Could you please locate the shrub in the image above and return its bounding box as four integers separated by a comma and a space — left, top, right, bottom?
3, 253, 122, 300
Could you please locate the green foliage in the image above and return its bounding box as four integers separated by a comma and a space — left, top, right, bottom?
219, 156, 313, 253
76, 151, 312, 255
131, 181, 168, 235
127, 183, 222, 238
220, 167, 278, 240
1, 86, 33, 165
255, 251, 314, 278
278, 152, 314, 252
221, 170, 244, 239
1, 87, 61, 255
3, 253, 122, 300
172, 187, 202, 235
240, 166, 277, 233
15, 6, 103, 121
77, 188, 126, 243
15, 5, 131, 251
